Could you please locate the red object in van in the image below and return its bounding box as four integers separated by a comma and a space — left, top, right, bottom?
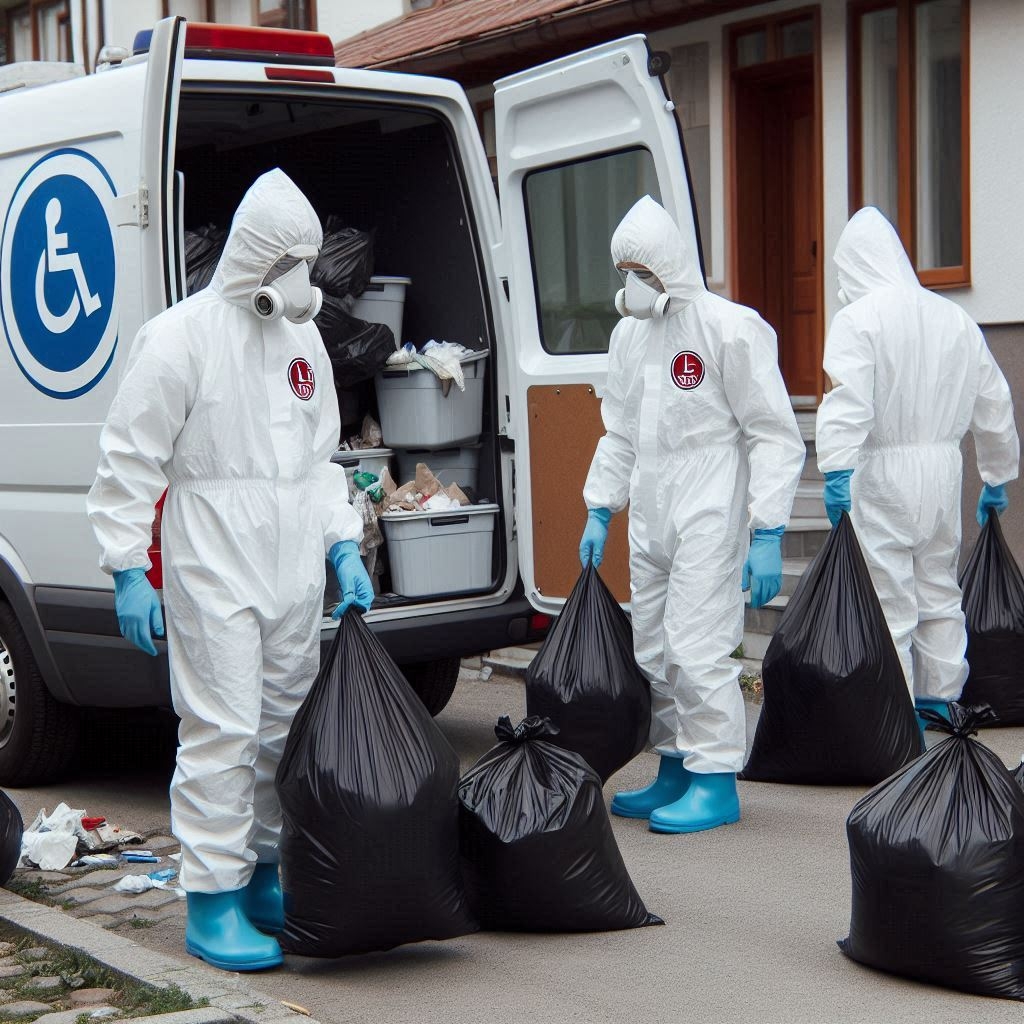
146, 491, 167, 591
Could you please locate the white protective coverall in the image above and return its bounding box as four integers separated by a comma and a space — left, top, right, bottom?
816, 206, 1019, 700
88, 169, 362, 893
584, 196, 805, 773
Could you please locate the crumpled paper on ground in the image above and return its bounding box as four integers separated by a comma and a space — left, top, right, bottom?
379, 465, 469, 513
21, 803, 88, 870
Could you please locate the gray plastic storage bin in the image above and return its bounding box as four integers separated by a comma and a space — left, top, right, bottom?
375, 352, 487, 449
395, 444, 481, 492
380, 503, 498, 598
330, 447, 393, 498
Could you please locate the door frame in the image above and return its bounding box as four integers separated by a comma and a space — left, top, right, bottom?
725, 6, 825, 404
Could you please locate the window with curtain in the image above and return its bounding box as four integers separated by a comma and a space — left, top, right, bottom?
850, 0, 968, 286
256, 0, 314, 30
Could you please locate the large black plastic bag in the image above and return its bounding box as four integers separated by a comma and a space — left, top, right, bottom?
840, 704, 1024, 1001
0, 791, 23, 886
743, 513, 922, 784
314, 295, 396, 390
184, 224, 226, 294
525, 565, 649, 782
276, 611, 476, 957
958, 515, 1024, 725
311, 219, 374, 299
459, 716, 662, 933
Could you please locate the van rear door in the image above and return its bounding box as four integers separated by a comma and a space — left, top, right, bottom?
138, 16, 187, 317
494, 35, 702, 615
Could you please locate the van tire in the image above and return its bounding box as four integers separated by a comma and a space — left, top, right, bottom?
0, 602, 81, 786
402, 657, 460, 717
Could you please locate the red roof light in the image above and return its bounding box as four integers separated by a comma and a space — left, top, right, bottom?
183, 23, 336, 66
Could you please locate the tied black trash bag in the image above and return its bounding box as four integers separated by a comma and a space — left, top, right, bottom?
311, 220, 375, 299
743, 513, 922, 785
459, 716, 662, 933
0, 791, 23, 886
314, 295, 396, 390
184, 224, 227, 295
840, 704, 1024, 1001
525, 565, 649, 782
958, 515, 1024, 725
276, 611, 476, 957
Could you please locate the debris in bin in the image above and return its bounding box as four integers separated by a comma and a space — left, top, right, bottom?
386, 341, 478, 394
338, 415, 383, 452
379, 465, 470, 513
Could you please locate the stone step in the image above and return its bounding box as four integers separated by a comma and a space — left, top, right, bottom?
482, 644, 540, 679
743, 593, 789, 636
792, 480, 826, 519
780, 556, 812, 597
782, 518, 830, 559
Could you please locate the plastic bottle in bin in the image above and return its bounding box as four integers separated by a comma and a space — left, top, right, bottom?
146, 491, 167, 591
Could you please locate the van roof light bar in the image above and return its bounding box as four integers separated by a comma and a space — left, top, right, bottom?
132, 23, 336, 66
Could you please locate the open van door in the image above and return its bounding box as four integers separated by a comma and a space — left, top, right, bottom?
138, 16, 186, 318
494, 35, 702, 616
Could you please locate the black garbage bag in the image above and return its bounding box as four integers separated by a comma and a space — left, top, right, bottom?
1014, 757, 1024, 792
311, 219, 374, 299
276, 611, 476, 957
314, 294, 396, 390
459, 716, 662, 933
184, 224, 226, 295
743, 513, 922, 785
0, 791, 23, 886
525, 565, 649, 782
958, 515, 1024, 725
840, 704, 1024, 1001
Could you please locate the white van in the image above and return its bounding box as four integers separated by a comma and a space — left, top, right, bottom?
0, 19, 703, 784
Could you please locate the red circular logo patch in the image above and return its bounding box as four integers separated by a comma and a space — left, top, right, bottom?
288, 358, 315, 401
671, 350, 705, 390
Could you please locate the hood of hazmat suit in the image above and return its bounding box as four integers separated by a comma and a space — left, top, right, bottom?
815, 206, 1019, 703
88, 168, 362, 894
583, 196, 804, 773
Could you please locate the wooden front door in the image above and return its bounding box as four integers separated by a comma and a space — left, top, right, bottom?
734, 57, 822, 403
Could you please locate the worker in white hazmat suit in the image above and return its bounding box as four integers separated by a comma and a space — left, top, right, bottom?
88, 169, 372, 972
816, 207, 1019, 730
580, 196, 804, 833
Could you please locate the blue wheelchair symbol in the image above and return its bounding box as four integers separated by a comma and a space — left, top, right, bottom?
1, 149, 117, 398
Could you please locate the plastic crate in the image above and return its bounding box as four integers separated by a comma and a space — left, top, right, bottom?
394, 444, 481, 492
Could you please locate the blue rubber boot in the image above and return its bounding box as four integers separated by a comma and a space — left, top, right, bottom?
648, 772, 740, 834
914, 697, 952, 739
611, 755, 691, 820
185, 892, 283, 972
240, 863, 284, 934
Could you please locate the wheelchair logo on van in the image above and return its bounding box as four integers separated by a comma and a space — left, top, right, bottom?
0, 148, 117, 399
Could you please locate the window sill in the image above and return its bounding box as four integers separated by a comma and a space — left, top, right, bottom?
919, 267, 970, 291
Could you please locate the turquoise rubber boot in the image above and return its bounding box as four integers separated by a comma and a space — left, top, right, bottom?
648, 772, 740, 834
611, 755, 691, 820
240, 863, 285, 934
914, 697, 952, 739
185, 892, 283, 972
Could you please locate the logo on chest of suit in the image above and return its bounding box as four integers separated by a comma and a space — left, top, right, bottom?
288, 358, 315, 400
671, 351, 705, 390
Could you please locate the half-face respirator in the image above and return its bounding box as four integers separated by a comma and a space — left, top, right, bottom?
251, 251, 322, 324
615, 268, 670, 320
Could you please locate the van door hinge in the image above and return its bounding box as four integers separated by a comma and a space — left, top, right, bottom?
114, 187, 149, 228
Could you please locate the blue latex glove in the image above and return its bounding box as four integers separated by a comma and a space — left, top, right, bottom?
823, 469, 853, 528
977, 483, 1009, 527
329, 540, 374, 619
742, 526, 785, 610
112, 568, 165, 657
579, 508, 612, 568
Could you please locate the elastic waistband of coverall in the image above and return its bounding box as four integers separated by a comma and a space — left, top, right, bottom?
861, 440, 960, 457
167, 476, 313, 496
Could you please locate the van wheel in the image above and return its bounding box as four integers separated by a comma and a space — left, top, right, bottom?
0, 602, 81, 786
402, 657, 461, 717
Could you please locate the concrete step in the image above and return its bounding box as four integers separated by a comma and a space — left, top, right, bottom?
741, 630, 772, 661
743, 593, 789, 637
782, 518, 830, 559
780, 556, 812, 597
792, 480, 826, 519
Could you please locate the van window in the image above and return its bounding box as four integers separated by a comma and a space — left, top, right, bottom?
524, 148, 659, 355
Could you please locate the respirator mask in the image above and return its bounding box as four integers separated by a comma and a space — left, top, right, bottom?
251, 247, 322, 324
614, 267, 670, 320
